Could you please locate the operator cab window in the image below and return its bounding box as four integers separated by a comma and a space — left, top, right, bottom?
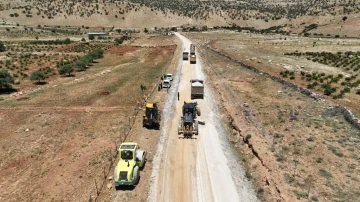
121, 150, 133, 160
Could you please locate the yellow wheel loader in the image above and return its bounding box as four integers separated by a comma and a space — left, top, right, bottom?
143, 103, 161, 129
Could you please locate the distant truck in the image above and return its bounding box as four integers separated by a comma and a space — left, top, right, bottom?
190, 55, 196, 64
190, 79, 204, 99
190, 44, 195, 55
183, 52, 189, 60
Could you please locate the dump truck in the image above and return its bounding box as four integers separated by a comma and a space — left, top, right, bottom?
190, 55, 196, 64
190, 79, 204, 99
190, 44, 195, 55
183, 52, 189, 60
143, 103, 161, 129
114, 142, 146, 186
178, 101, 201, 138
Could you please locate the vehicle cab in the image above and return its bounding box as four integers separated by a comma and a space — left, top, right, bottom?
166, 73, 173, 81
162, 79, 171, 88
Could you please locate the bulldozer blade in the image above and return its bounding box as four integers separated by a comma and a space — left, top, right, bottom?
197, 120, 206, 125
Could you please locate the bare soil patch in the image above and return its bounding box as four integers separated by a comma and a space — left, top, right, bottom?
106, 46, 138, 56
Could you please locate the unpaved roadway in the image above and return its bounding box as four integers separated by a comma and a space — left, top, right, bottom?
147, 33, 258, 202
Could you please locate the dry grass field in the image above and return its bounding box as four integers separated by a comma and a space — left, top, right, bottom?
0, 35, 179, 202
185, 32, 360, 201
191, 32, 360, 111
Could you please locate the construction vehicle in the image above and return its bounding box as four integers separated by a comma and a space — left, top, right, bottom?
190, 44, 196, 64
178, 101, 201, 138
190, 44, 195, 55
114, 142, 146, 186
190, 55, 196, 64
143, 103, 161, 129
190, 79, 204, 99
183, 52, 189, 60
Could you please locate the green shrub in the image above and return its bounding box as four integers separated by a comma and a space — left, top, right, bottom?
311, 195, 319, 201
0, 69, 14, 88
319, 169, 332, 178
30, 70, 46, 83
316, 157, 323, 163
58, 64, 74, 76
0, 41, 6, 52
284, 173, 295, 184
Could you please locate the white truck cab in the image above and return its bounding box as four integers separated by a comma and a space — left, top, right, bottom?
162, 80, 171, 88
166, 74, 173, 81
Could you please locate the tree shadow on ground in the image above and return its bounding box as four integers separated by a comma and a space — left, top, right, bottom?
140, 160, 147, 171
143, 124, 161, 130
0, 88, 18, 95
62, 74, 75, 77
34, 81, 48, 85
114, 178, 139, 191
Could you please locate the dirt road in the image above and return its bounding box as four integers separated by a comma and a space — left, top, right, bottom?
147, 34, 258, 202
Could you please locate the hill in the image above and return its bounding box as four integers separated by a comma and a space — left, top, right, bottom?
0, 0, 360, 36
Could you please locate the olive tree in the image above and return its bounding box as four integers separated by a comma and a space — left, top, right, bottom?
59, 64, 74, 76
30, 70, 46, 83
0, 41, 6, 52
0, 69, 14, 89
75, 59, 87, 71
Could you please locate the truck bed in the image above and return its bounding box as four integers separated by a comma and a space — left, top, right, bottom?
191, 80, 204, 99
